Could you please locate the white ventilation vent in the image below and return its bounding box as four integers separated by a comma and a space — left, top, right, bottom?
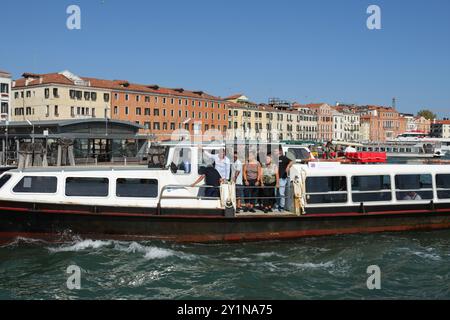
59, 70, 90, 86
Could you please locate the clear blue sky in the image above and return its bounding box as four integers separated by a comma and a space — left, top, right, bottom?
1, 0, 449, 116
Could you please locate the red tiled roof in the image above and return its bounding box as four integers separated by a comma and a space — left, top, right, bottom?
434, 120, 450, 125
13, 72, 224, 101
224, 94, 244, 100
295, 103, 326, 109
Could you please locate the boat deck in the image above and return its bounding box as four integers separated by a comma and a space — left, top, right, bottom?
236, 209, 297, 217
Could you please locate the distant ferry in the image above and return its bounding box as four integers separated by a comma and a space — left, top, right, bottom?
1, 144, 450, 243
358, 141, 445, 158
390, 132, 450, 155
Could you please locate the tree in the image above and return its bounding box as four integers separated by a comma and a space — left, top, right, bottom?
417, 109, 437, 120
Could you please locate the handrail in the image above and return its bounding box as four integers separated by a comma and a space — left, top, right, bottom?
157, 184, 221, 215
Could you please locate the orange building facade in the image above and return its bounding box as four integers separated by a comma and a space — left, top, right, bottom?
103, 81, 228, 140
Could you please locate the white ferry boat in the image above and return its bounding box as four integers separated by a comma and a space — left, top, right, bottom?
1, 144, 450, 243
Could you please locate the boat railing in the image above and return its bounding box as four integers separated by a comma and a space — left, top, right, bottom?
157, 183, 291, 215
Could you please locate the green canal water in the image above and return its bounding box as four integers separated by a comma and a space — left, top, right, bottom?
1, 155, 449, 300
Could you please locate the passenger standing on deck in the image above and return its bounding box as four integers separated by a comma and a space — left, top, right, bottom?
274, 147, 294, 212
243, 151, 262, 213
231, 151, 244, 213
191, 165, 223, 198
261, 154, 279, 213
203, 148, 231, 181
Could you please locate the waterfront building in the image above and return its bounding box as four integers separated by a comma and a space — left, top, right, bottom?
12, 71, 112, 121
226, 96, 312, 141
360, 115, 371, 142
0, 70, 11, 121
109, 82, 227, 140
11, 71, 228, 140
296, 107, 318, 141
430, 120, 450, 138
296, 103, 334, 142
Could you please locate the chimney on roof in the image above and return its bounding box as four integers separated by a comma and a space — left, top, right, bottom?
173, 88, 184, 93
147, 85, 159, 90
193, 91, 204, 96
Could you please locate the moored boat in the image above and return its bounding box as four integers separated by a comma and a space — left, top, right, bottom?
1, 144, 450, 243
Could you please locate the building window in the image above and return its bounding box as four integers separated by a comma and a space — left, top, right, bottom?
144, 122, 150, 129
116, 178, 158, 198
91, 92, 97, 101
104, 93, 110, 102
54, 105, 59, 116
65, 177, 109, 197
71, 107, 75, 117
53, 88, 59, 98
84, 92, 91, 100
136, 95, 140, 102
136, 107, 142, 115
44, 88, 50, 99
114, 106, 118, 115
114, 93, 119, 100
1, 102, 8, 114
92, 108, 96, 117
154, 109, 159, 116
153, 122, 160, 130
13, 176, 57, 194
145, 108, 151, 116
163, 122, 168, 130
125, 94, 129, 101
145, 96, 150, 103
0, 83, 9, 93
125, 106, 129, 115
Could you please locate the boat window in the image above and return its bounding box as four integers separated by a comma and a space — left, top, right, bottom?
170, 148, 192, 174
65, 177, 109, 197
306, 176, 347, 204
436, 174, 450, 199
395, 174, 433, 201
351, 175, 392, 202
13, 176, 57, 193
0, 174, 12, 189
116, 178, 158, 198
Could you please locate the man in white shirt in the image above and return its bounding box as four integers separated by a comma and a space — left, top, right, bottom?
231, 151, 243, 212
203, 148, 231, 181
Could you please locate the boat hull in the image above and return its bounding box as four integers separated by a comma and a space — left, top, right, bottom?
2, 201, 450, 243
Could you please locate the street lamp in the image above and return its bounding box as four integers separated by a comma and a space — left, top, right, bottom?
105, 105, 109, 137
26, 119, 35, 144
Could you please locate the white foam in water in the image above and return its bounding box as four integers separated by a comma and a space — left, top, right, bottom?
114, 242, 186, 260
48, 240, 112, 253
412, 251, 441, 261
288, 261, 335, 270
254, 252, 286, 258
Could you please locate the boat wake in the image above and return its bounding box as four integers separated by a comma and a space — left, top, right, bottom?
46, 239, 195, 260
